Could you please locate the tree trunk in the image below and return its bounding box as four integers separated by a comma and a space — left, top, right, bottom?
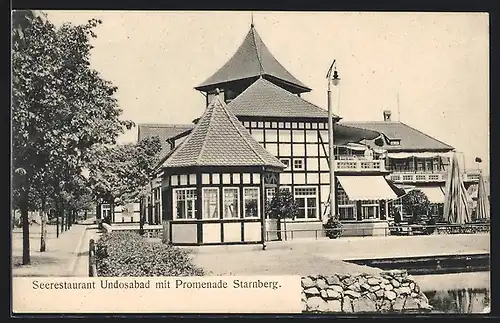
56, 209, 60, 238
20, 188, 30, 265
139, 199, 145, 236
61, 206, 65, 233
40, 198, 47, 252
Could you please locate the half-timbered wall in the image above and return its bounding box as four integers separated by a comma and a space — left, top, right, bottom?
241, 119, 332, 222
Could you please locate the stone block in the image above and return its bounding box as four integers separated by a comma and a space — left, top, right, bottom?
391, 279, 401, 288
302, 277, 315, 288
384, 284, 394, 291
344, 290, 361, 298
367, 277, 380, 285
403, 297, 420, 311
320, 289, 328, 299
304, 287, 320, 296
325, 275, 341, 285
375, 289, 385, 298
342, 296, 353, 313
307, 296, 328, 312
326, 289, 342, 300
393, 296, 406, 312
384, 290, 397, 300
352, 295, 377, 313
326, 300, 342, 312
330, 285, 344, 293
316, 278, 329, 290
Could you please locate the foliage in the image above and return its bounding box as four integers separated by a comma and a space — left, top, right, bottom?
265, 188, 299, 220
11, 10, 133, 264
323, 217, 343, 239
402, 189, 430, 221
95, 231, 205, 277
87, 136, 162, 207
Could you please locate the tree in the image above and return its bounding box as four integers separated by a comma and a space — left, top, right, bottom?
265, 189, 299, 241
87, 137, 162, 230
401, 189, 430, 223
12, 11, 132, 264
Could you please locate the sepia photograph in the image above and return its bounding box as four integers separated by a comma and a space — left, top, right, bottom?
11, 10, 490, 315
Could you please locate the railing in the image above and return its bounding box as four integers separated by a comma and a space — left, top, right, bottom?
88, 239, 97, 277
110, 225, 163, 239
463, 169, 481, 182
334, 159, 386, 172
265, 222, 489, 241
388, 172, 447, 183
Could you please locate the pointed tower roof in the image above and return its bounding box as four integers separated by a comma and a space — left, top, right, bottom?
227, 77, 336, 119
195, 25, 311, 94
160, 95, 286, 169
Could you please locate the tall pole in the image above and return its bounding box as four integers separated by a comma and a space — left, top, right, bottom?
326, 60, 340, 219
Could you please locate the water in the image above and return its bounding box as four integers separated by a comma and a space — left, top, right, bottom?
424, 288, 490, 314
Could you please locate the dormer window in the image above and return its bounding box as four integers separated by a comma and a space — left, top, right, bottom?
389, 139, 401, 146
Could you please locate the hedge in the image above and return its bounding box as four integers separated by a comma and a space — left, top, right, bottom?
95, 231, 205, 276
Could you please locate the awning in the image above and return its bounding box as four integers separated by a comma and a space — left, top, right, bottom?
387, 152, 453, 159
418, 186, 445, 204
337, 176, 398, 201
335, 124, 382, 146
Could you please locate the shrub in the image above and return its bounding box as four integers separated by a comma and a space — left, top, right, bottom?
323, 217, 343, 239
95, 231, 205, 276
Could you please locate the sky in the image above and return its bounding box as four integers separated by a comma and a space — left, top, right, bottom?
44, 11, 490, 173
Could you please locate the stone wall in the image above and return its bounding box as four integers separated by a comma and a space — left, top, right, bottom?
301, 269, 433, 313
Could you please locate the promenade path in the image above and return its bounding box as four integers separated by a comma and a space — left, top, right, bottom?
12, 223, 101, 277
191, 233, 489, 276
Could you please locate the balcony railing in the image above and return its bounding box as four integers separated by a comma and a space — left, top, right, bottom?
334, 159, 386, 172
388, 171, 447, 183
463, 169, 481, 182
389, 169, 481, 183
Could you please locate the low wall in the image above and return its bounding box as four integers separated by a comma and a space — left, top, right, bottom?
301, 269, 432, 313
341, 221, 389, 237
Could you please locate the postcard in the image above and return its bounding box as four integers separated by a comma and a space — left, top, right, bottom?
11, 10, 490, 315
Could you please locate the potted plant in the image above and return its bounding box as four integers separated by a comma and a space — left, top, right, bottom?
323, 217, 342, 239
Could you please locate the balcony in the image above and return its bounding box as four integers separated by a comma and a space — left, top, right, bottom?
462, 169, 481, 183
334, 158, 386, 172
388, 171, 447, 183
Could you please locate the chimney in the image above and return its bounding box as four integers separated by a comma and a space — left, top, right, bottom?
383, 110, 392, 122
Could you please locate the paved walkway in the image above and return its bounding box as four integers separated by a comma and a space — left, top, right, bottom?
191, 233, 489, 276
11, 224, 101, 277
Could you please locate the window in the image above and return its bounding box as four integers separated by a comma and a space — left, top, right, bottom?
293, 158, 304, 170
361, 200, 379, 220
223, 188, 239, 219
389, 140, 401, 146
244, 188, 260, 218
337, 186, 356, 221
294, 187, 318, 219
202, 188, 219, 219
266, 188, 276, 202
174, 188, 197, 220
280, 158, 290, 169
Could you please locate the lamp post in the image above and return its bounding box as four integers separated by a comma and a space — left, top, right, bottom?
327, 60, 340, 219
475, 157, 482, 173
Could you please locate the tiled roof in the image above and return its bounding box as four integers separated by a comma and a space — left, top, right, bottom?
137, 124, 194, 159
227, 77, 337, 119
161, 96, 286, 169
195, 25, 311, 93
340, 121, 454, 151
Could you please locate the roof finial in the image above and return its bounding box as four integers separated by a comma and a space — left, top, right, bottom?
251, 12, 254, 28
215, 88, 220, 94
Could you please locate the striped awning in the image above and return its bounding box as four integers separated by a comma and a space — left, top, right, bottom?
337, 176, 398, 201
